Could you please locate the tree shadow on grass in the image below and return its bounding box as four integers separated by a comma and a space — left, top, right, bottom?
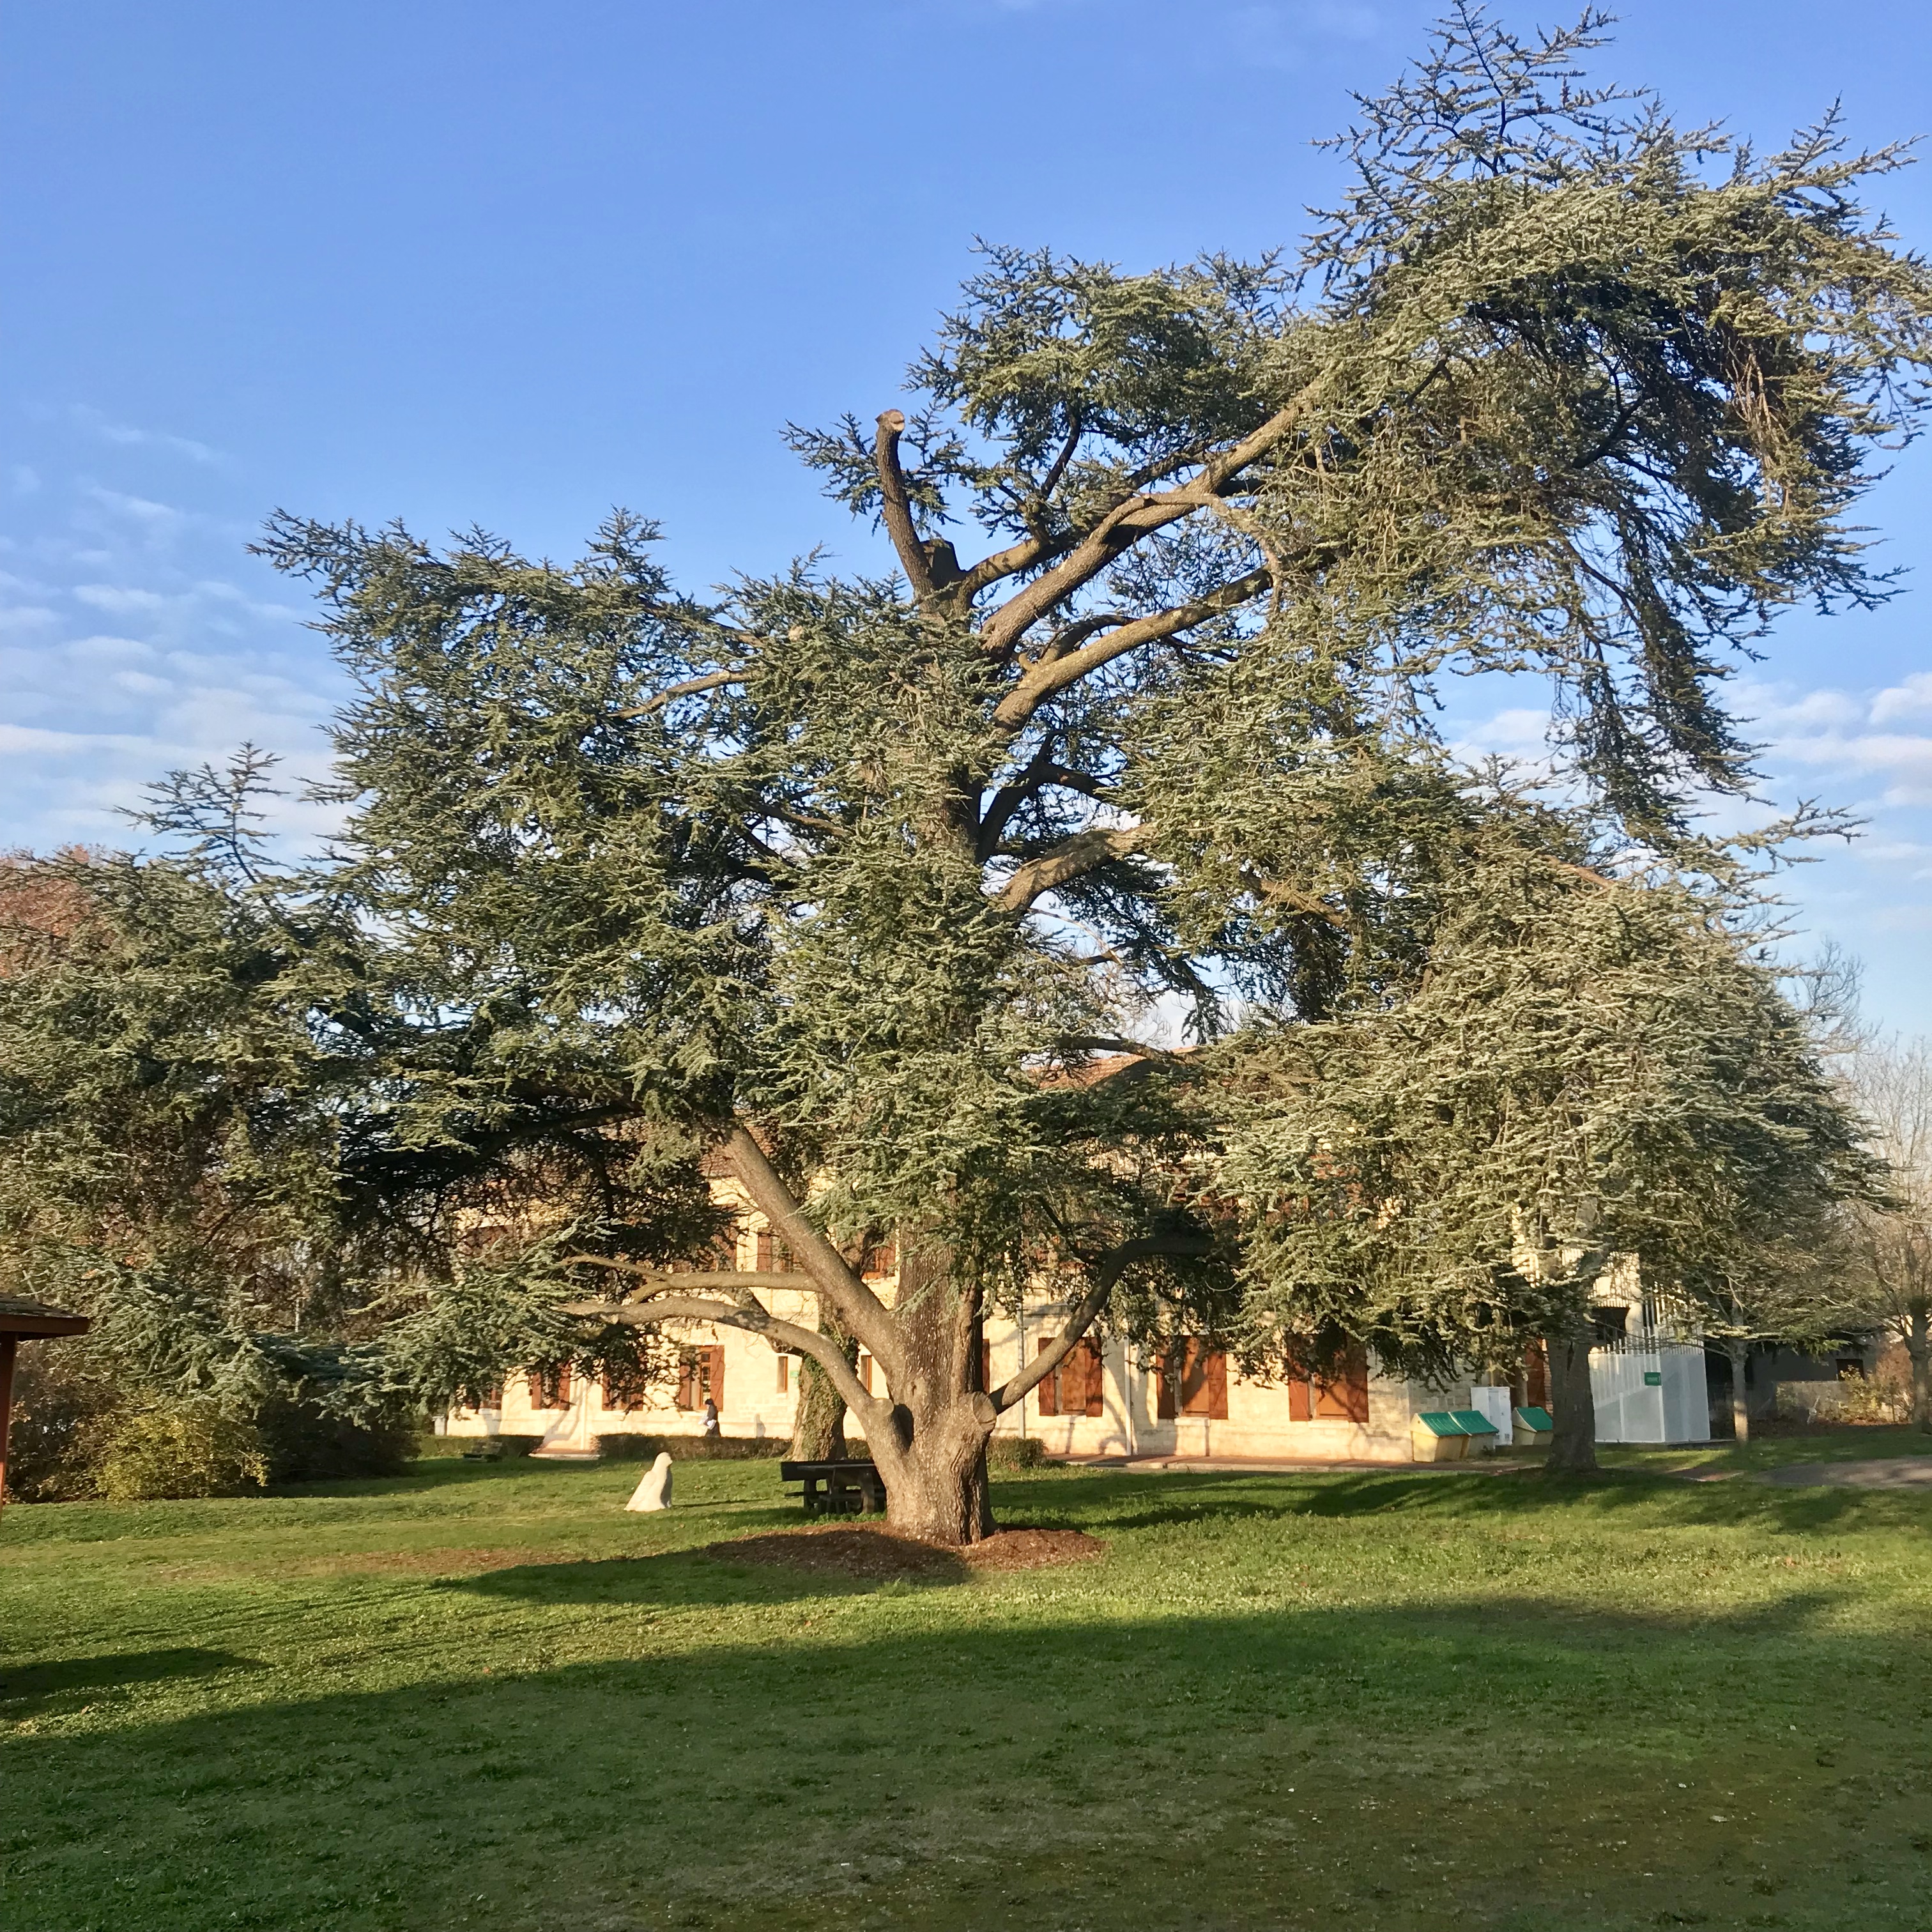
451, 1535, 969, 1609
3, 1588, 1926, 1932
1031, 1464, 1932, 1536
0, 1647, 259, 1718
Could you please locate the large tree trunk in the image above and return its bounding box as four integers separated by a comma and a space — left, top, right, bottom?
867, 1252, 996, 1544
1726, 1337, 1752, 1445
1544, 1325, 1598, 1474
1907, 1301, 1931, 1434
786, 1312, 854, 1460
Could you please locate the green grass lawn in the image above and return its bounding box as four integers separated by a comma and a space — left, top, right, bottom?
3, 1437, 1930, 1932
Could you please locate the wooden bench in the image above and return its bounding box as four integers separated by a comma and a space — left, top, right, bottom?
779, 1459, 887, 1516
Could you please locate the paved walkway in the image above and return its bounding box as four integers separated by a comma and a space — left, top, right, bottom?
1064, 1453, 1530, 1477
1756, 1457, 1932, 1489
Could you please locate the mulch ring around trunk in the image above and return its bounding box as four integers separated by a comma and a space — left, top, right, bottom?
701, 1524, 1104, 1581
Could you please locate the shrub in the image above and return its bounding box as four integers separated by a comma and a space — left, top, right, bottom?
597, 1432, 788, 1461
256, 1397, 416, 1482
1, 1341, 118, 1501
417, 1433, 544, 1460
987, 1436, 1050, 1469
91, 1399, 270, 1501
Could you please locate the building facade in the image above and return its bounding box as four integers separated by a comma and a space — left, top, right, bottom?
438, 1194, 1710, 1459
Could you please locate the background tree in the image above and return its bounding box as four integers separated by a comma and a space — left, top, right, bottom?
1213, 843, 1878, 1471
1844, 1038, 1932, 1429
4, 10, 1926, 1538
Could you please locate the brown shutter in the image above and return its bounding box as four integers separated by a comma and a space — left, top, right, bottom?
527, 1370, 546, 1410
1080, 1340, 1104, 1417
979, 1337, 992, 1394
857, 1352, 873, 1394
1034, 1337, 1059, 1416
776, 1353, 789, 1394
1156, 1347, 1176, 1420
556, 1363, 572, 1408
675, 1354, 698, 1410
1289, 1374, 1312, 1422
1525, 1340, 1549, 1409
708, 1345, 726, 1411
1311, 1345, 1368, 1422
1206, 1349, 1229, 1420
755, 1230, 773, 1271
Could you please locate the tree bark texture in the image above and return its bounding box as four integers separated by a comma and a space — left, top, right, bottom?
866, 1250, 995, 1544
1908, 1302, 1931, 1434
1544, 1326, 1598, 1474
1727, 1338, 1752, 1445
786, 1314, 854, 1460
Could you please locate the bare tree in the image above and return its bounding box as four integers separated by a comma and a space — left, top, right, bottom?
1846, 1038, 1932, 1430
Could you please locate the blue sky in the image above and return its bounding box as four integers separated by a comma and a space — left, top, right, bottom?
4, 1, 1929, 1030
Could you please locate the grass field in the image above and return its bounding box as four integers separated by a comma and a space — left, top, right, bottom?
3, 1435, 1930, 1932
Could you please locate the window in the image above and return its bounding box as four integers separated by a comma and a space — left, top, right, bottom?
1034, 1337, 1105, 1418
480, 1381, 503, 1410
602, 1367, 648, 1413
1314, 1344, 1370, 1423
1156, 1340, 1227, 1420
754, 1230, 794, 1273
527, 1363, 572, 1411
674, 1346, 726, 1412
858, 1236, 897, 1278
1524, 1341, 1549, 1409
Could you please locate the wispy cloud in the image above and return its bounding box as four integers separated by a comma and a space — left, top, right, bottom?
69, 404, 220, 466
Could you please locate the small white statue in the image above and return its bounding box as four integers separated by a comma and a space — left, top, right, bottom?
625, 1452, 673, 1512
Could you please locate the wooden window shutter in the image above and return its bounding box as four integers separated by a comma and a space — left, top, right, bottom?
857, 1352, 873, 1395
1205, 1349, 1229, 1420
527, 1370, 546, 1410
755, 1230, 773, 1271
776, 1353, 789, 1394
1034, 1337, 1059, 1416
555, 1363, 572, 1408
1313, 1345, 1368, 1423
707, 1345, 726, 1410
1156, 1348, 1176, 1420
1525, 1340, 1549, 1409
979, 1337, 992, 1395
1289, 1374, 1312, 1422
1077, 1340, 1104, 1417
675, 1354, 698, 1410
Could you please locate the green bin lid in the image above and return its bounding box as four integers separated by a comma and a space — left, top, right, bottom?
1514, 1406, 1553, 1430
1414, 1410, 1462, 1436
1448, 1408, 1498, 1434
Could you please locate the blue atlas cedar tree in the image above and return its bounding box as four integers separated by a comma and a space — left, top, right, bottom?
0, 8, 1917, 1530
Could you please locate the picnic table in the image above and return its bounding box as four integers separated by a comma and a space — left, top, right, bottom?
779, 1459, 887, 1516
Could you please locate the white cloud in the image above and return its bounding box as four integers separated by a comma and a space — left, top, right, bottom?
1871, 671, 1932, 724
69, 406, 219, 466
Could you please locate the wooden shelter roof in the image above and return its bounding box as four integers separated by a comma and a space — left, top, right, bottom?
0, 1296, 91, 1339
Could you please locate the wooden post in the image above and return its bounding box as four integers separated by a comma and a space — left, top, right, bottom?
0, 1333, 19, 1510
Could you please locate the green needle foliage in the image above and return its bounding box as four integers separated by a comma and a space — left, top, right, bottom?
1, 10, 1922, 1535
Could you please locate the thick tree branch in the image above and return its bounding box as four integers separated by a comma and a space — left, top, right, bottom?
994, 825, 1144, 914
993, 566, 1273, 731
977, 757, 1115, 859
991, 1233, 1216, 1414
561, 1287, 887, 1423
722, 1123, 903, 1379
977, 378, 1328, 660
613, 671, 744, 719
874, 411, 938, 602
